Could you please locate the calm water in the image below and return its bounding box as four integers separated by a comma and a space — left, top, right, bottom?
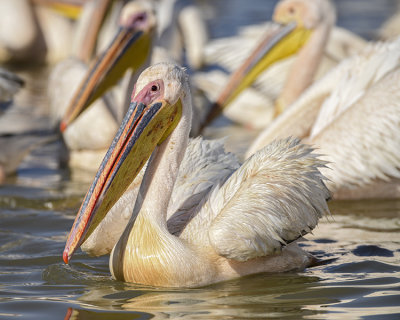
1, 1, 400, 319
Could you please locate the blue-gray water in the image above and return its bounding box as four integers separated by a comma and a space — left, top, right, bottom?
1, 1, 400, 319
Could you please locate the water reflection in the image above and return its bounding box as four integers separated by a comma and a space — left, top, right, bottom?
63, 273, 331, 319
53, 199, 399, 319
56, 230, 400, 319
65, 308, 149, 320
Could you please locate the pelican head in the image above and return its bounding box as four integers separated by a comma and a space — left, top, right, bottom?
204, 0, 335, 128
60, 1, 157, 131
273, 0, 336, 29
63, 63, 189, 264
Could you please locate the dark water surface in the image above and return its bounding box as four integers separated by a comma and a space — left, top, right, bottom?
1, 1, 400, 319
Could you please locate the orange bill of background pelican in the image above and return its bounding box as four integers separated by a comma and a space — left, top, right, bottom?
60, 4, 156, 131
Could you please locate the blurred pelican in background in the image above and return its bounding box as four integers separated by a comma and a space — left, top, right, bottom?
48, 0, 134, 127
0, 68, 25, 182
246, 38, 400, 199
48, 0, 156, 171
0, 0, 89, 64
63, 63, 330, 287
189, 0, 400, 200
0, 67, 58, 184
90, 0, 209, 69
50, 0, 208, 171
194, 0, 366, 132
154, 0, 208, 70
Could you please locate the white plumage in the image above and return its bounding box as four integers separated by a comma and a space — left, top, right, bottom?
183, 138, 329, 262
247, 37, 400, 199
66, 63, 331, 287
0, 0, 75, 64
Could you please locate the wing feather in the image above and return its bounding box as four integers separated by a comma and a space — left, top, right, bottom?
167, 137, 240, 234
310, 38, 400, 138
208, 138, 330, 261
310, 66, 400, 191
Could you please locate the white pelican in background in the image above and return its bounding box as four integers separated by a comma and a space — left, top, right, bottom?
0, 67, 58, 184
91, 0, 209, 70
48, 0, 136, 128
0, 0, 86, 64
92, 0, 209, 69
63, 63, 330, 287
197, 0, 366, 132
191, 0, 400, 200
0, 68, 25, 182
48, 1, 157, 171
155, 0, 208, 70
247, 38, 400, 199
0, 0, 46, 63
51, 0, 207, 171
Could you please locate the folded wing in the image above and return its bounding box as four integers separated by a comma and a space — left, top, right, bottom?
208, 138, 330, 261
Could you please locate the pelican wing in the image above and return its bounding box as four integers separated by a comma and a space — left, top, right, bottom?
310, 66, 400, 192
208, 138, 330, 262
245, 39, 400, 158
167, 137, 240, 234
310, 38, 400, 138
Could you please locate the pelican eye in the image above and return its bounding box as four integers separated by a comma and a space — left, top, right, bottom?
151, 85, 159, 92
136, 13, 146, 22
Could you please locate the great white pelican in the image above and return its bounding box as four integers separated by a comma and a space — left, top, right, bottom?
247, 38, 400, 199
198, 0, 366, 131
0, 0, 89, 64
194, 0, 400, 200
63, 62, 330, 288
